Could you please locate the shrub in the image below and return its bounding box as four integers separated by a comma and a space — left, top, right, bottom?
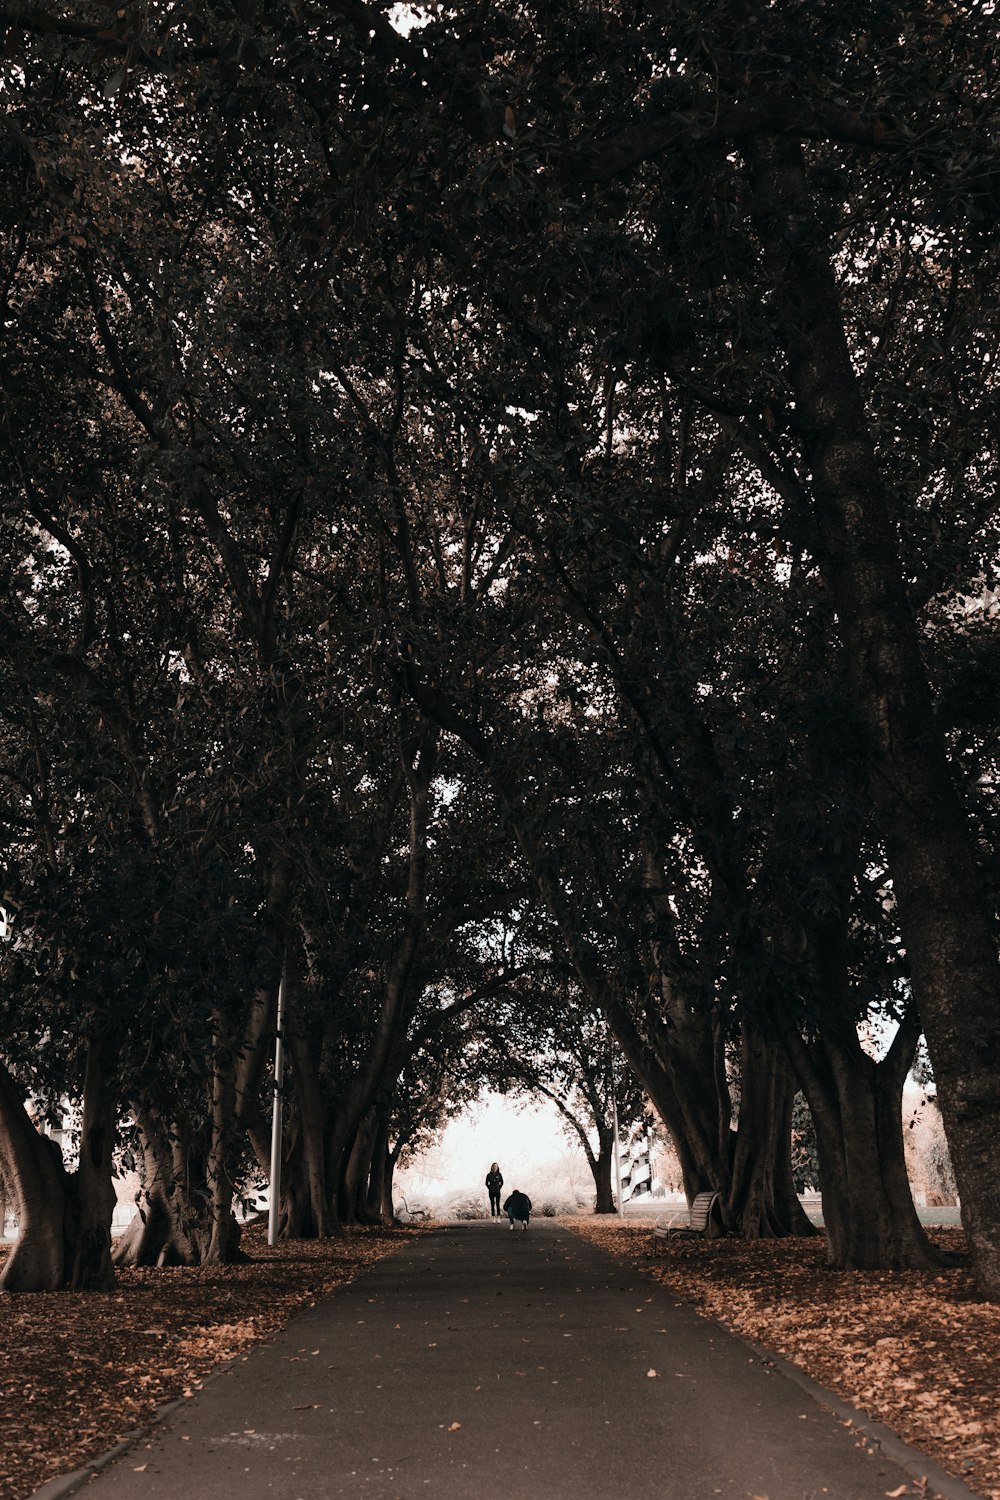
451, 1198, 488, 1220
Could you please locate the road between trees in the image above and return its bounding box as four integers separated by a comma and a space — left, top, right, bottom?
47, 1221, 974, 1500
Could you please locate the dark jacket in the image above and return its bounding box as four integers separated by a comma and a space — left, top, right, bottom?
486, 1169, 503, 1195
503, 1190, 532, 1221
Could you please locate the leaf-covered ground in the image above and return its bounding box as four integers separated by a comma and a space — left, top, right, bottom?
0, 1223, 412, 1500
3, 1220, 998, 1500
567, 1217, 1000, 1500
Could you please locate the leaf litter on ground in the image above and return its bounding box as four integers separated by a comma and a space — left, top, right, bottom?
0, 1221, 413, 1500
5, 1216, 998, 1500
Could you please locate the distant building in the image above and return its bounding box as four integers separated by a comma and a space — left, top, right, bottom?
620, 1122, 660, 1201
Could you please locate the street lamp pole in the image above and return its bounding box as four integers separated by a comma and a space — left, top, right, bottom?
267, 952, 287, 1248
609, 1035, 625, 1216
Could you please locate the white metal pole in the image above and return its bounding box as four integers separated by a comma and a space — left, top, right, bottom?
610, 1049, 625, 1217
267, 954, 287, 1247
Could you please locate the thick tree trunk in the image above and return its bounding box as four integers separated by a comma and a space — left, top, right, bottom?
593, 1130, 617, 1213
384, 1146, 402, 1222
727, 1025, 795, 1239
65, 1034, 118, 1290
749, 136, 1000, 1295
113, 1112, 210, 1266
203, 1038, 240, 1266
0, 1063, 71, 1292
0, 1040, 118, 1292
364, 1111, 394, 1225
268, 1120, 319, 1241
769, 1065, 818, 1238
808, 1062, 943, 1272
779, 957, 944, 1271
284, 1024, 336, 1237
345, 1108, 380, 1224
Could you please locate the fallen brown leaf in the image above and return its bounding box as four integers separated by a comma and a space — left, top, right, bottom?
0, 1221, 416, 1500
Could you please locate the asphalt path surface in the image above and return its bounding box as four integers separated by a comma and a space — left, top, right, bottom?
77, 1219, 926, 1499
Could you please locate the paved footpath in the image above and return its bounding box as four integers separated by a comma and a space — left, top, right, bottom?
71, 1220, 948, 1500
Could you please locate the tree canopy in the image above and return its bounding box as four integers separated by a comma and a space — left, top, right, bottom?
1, 0, 998, 1295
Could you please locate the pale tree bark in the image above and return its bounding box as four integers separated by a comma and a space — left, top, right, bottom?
112, 1109, 204, 1267
0, 1036, 118, 1292
0, 1063, 68, 1293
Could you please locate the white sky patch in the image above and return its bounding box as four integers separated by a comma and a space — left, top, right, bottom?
389, 4, 430, 36
396, 1090, 600, 1209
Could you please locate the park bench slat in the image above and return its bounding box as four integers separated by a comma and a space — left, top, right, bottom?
651, 1190, 720, 1252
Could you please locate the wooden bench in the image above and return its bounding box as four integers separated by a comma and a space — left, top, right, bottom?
652, 1191, 721, 1252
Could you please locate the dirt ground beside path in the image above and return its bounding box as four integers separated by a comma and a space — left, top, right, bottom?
0, 1223, 411, 1500
566, 1217, 1000, 1500
2, 1218, 999, 1500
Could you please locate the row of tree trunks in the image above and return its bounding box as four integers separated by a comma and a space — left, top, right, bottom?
594, 564, 950, 1256
256, 738, 438, 1240
113, 860, 293, 1269
324, 738, 437, 1230
747, 135, 1000, 1294
501, 779, 806, 1236
404, 666, 943, 1264
777, 959, 944, 1274
636, 845, 803, 1235
729, 1026, 813, 1240
399, 678, 820, 1242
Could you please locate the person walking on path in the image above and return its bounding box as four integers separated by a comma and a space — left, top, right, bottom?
503, 1188, 531, 1229
486, 1162, 503, 1216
